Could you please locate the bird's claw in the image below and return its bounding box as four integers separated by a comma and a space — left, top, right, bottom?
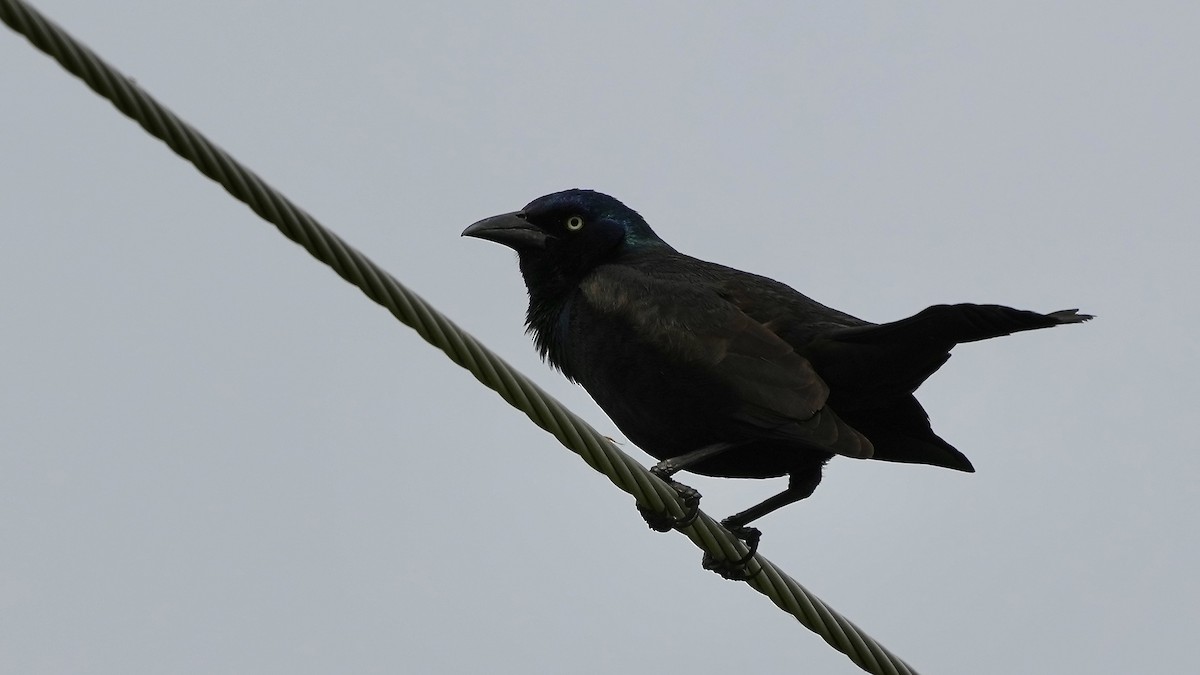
701, 523, 762, 581
637, 476, 701, 532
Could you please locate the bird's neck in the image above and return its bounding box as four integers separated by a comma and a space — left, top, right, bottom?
525, 293, 572, 371
517, 241, 673, 373
518, 257, 582, 371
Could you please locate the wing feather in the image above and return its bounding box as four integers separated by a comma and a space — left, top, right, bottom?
581, 267, 873, 459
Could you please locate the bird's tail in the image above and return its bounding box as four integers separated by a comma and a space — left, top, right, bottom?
840, 395, 975, 472
833, 304, 1093, 347
807, 304, 1093, 403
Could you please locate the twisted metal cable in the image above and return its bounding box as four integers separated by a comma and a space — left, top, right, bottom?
2, 2, 918, 673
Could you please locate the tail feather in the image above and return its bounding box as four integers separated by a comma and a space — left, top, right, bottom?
832, 304, 1093, 347
1047, 308, 1094, 324
841, 395, 975, 472
805, 303, 1092, 403
810, 304, 1091, 471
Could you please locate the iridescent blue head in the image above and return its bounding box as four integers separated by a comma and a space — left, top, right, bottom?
462, 189, 671, 290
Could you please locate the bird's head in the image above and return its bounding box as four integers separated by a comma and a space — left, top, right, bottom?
462, 189, 670, 289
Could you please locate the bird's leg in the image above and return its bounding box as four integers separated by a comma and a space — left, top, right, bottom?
702, 469, 822, 580
637, 442, 741, 532
650, 441, 742, 478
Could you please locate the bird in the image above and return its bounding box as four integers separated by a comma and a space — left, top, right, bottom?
463, 188, 1090, 572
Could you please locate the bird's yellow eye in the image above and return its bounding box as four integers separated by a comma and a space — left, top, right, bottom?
566, 215, 585, 231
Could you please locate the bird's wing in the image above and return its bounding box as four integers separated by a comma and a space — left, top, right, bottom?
581, 266, 873, 459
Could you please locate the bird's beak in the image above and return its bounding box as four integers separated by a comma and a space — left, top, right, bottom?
461, 211, 547, 250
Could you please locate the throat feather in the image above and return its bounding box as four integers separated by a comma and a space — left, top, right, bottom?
525, 294, 573, 373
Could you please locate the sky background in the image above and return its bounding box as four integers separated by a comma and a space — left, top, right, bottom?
2, 2, 1197, 673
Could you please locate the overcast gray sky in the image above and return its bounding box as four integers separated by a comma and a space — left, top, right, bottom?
3, 2, 1197, 673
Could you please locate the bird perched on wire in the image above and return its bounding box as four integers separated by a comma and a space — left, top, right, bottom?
463, 189, 1090, 575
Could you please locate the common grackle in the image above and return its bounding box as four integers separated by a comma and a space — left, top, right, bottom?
464, 189, 1090, 572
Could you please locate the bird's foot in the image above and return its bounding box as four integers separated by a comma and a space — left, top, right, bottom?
637, 473, 701, 532
701, 523, 762, 581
